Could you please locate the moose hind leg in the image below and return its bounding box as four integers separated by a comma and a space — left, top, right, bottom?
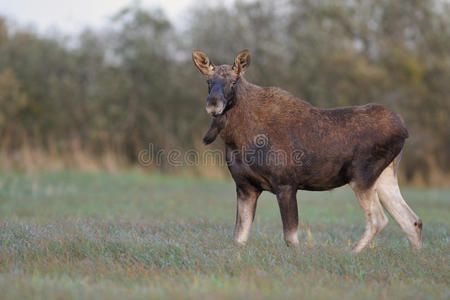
233, 185, 261, 245
276, 186, 299, 247
351, 184, 389, 253
376, 162, 422, 250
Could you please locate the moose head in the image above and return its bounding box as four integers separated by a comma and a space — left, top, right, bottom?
192, 49, 251, 116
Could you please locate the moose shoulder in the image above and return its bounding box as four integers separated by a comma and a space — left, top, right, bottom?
192, 49, 422, 253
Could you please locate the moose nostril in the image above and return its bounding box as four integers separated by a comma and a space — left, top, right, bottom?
207, 97, 218, 106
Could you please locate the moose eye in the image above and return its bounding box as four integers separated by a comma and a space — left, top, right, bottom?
206, 80, 213, 91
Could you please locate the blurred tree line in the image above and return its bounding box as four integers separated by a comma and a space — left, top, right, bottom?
0, 0, 449, 184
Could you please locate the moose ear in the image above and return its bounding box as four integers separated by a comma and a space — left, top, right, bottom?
233, 49, 251, 75
192, 50, 214, 75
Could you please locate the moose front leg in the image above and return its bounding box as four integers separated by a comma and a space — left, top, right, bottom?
276, 186, 299, 247
233, 185, 261, 245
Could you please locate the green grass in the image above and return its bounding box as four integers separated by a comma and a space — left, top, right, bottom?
0, 172, 449, 299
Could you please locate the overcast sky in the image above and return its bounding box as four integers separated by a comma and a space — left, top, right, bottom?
0, 0, 209, 33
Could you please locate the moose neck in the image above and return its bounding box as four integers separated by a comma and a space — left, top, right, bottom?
219, 77, 261, 146
218, 77, 314, 148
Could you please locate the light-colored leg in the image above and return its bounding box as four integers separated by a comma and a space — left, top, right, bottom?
276, 186, 299, 247
351, 183, 389, 253
376, 162, 422, 250
233, 186, 261, 245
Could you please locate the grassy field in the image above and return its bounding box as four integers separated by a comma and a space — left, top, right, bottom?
0, 172, 448, 299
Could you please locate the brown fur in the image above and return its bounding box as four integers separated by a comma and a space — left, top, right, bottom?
220, 79, 408, 192
193, 50, 416, 250
203, 115, 226, 145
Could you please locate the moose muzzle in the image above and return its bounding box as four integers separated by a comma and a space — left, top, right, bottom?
206, 84, 226, 116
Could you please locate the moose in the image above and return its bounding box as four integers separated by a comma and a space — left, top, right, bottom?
192, 49, 422, 253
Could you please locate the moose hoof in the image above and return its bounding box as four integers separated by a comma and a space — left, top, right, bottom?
351, 248, 363, 255
233, 239, 247, 247
409, 239, 422, 251
285, 239, 299, 248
